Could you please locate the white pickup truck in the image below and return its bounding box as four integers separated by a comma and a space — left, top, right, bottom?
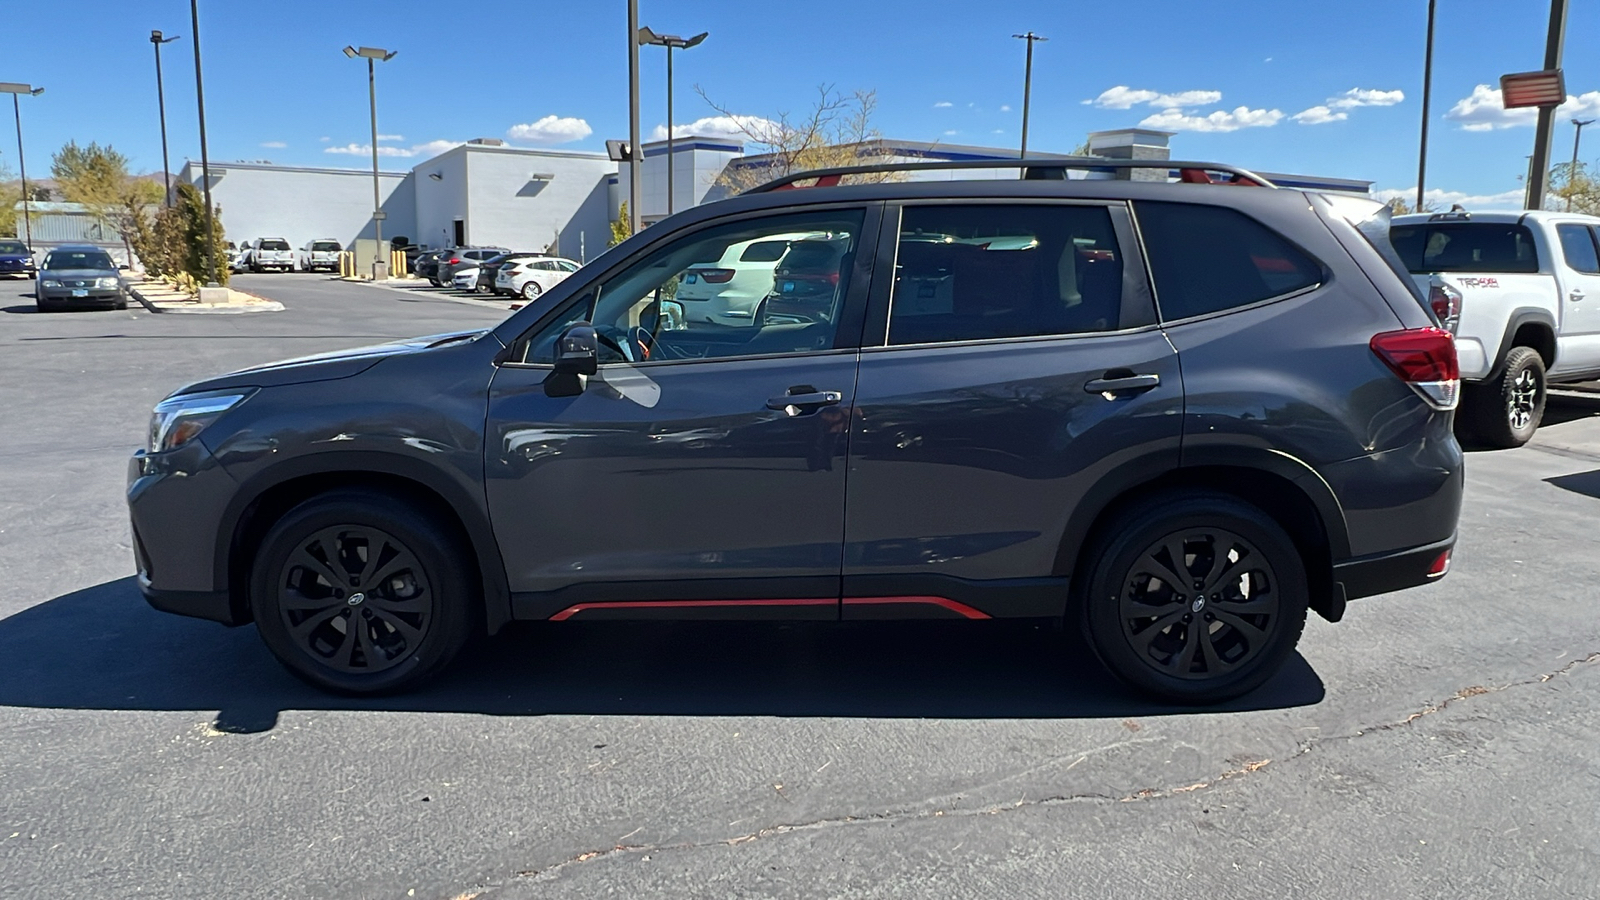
1391, 210, 1600, 448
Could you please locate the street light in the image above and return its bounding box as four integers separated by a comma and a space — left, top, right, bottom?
637, 26, 708, 217
150, 30, 181, 207
0, 82, 44, 250
343, 45, 397, 280
626, 0, 641, 235
1416, 0, 1436, 211
1567, 118, 1594, 211
1012, 32, 1048, 160
189, 0, 219, 285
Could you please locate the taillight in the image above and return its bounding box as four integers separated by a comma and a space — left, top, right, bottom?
1429, 281, 1462, 333
1370, 327, 1459, 411
1427, 548, 1452, 578
448, 257, 461, 265
697, 268, 735, 284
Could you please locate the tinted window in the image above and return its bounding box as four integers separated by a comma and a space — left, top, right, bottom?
0, 241, 26, 254
739, 240, 790, 262
311, 241, 341, 252
1136, 202, 1323, 321
557, 260, 580, 272
888, 204, 1123, 345
1389, 222, 1539, 274
1557, 224, 1600, 274
44, 250, 114, 270
259, 240, 290, 251
520, 210, 864, 364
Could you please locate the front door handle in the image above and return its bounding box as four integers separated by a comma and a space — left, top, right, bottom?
1571, 289, 1586, 302
1084, 373, 1161, 395
767, 389, 843, 415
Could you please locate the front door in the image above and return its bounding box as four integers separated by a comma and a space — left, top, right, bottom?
841, 201, 1183, 619
1550, 222, 1600, 375
486, 206, 877, 620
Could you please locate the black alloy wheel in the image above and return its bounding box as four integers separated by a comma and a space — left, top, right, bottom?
1083, 492, 1308, 704
251, 490, 476, 694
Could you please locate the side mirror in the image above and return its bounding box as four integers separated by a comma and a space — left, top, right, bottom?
658, 299, 686, 331
544, 322, 598, 397
118, 264, 130, 271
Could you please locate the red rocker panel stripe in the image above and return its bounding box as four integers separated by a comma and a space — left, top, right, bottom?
841, 596, 992, 619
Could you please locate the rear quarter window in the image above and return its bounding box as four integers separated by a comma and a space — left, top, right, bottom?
739, 240, 790, 262
1134, 201, 1324, 321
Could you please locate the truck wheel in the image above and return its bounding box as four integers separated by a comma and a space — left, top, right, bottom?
1460, 346, 1545, 449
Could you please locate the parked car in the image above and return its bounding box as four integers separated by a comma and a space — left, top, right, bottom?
247, 238, 295, 273
413, 249, 448, 283
229, 246, 251, 274
398, 243, 427, 275
434, 247, 507, 287
128, 158, 1462, 703
1391, 209, 1600, 448
764, 236, 852, 323
500, 256, 580, 301
475, 252, 543, 295
296, 239, 344, 273
450, 265, 483, 292
0, 239, 36, 279
674, 231, 825, 325
35, 244, 126, 311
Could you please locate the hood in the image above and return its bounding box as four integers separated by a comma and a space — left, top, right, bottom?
173, 329, 496, 395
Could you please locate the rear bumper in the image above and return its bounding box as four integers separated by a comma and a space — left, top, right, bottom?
1334, 535, 1455, 601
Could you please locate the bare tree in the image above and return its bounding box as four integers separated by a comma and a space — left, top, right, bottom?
694, 85, 900, 194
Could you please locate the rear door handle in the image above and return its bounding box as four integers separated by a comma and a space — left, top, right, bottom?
767, 390, 843, 414
1084, 373, 1160, 395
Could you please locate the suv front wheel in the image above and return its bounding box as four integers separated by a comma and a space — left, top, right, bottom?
1082, 492, 1309, 704
249, 490, 476, 694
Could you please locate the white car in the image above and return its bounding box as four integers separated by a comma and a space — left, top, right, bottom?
247, 237, 295, 273
674, 232, 824, 324
296, 238, 343, 273
502, 256, 581, 301
451, 266, 482, 291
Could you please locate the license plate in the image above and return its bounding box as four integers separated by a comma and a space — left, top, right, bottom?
71, 289, 88, 297
686, 274, 698, 284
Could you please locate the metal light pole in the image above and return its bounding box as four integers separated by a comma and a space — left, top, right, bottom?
1567, 118, 1594, 211
344, 46, 397, 280
1012, 32, 1047, 159
189, 0, 218, 285
0, 83, 43, 250
627, 0, 642, 234
1416, 0, 1436, 211
638, 27, 708, 217
1525, 0, 1569, 211
150, 31, 180, 207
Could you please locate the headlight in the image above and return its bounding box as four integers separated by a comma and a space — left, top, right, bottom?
41, 278, 60, 287
96, 276, 119, 289
148, 389, 255, 453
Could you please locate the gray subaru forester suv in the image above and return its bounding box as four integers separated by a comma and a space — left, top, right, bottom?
127, 159, 1463, 703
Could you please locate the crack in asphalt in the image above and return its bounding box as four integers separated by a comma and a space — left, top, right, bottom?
467, 651, 1600, 896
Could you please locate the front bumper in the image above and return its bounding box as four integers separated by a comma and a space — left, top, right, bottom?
128, 443, 245, 625
40, 286, 122, 302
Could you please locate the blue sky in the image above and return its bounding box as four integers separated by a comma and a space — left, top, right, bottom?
6, 0, 1600, 208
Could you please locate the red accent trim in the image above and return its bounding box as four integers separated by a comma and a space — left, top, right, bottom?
842, 596, 992, 619
548, 598, 835, 621
1427, 549, 1452, 578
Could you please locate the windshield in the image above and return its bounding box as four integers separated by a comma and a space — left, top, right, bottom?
0, 241, 26, 255
1390, 222, 1540, 274
311, 241, 341, 252
44, 250, 114, 270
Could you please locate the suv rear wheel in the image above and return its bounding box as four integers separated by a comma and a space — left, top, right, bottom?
249, 490, 476, 694
1459, 346, 1545, 449
1081, 492, 1309, 704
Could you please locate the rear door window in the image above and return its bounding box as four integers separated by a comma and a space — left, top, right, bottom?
1388, 222, 1540, 273
1134, 201, 1323, 321
1557, 223, 1600, 274
887, 204, 1124, 345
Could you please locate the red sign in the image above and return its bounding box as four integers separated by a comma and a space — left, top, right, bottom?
1500, 70, 1567, 109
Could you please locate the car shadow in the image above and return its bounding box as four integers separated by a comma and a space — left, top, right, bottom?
1541, 390, 1600, 427
0, 577, 1325, 733
1545, 468, 1600, 498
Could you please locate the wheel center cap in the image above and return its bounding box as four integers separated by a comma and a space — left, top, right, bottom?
347, 592, 366, 607
1191, 596, 1206, 612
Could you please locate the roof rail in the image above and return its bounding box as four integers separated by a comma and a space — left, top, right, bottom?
749, 157, 1279, 193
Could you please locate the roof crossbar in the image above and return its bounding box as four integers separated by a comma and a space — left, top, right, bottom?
749, 157, 1279, 193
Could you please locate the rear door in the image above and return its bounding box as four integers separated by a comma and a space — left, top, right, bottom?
841, 200, 1180, 619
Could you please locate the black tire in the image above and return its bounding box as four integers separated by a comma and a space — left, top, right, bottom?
1080, 491, 1309, 704
1458, 346, 1545, 449
114, 298, 128, 310
249, 490, 478, 694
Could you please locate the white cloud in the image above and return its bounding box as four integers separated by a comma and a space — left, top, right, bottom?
933, 101, 953, 108
324, 138, 463, 159
999, 104, 1012, 112
376, 134, 404, 142
992, 128, 1005, 134
1445, 84, 1600, 131
1292, 105, 1348, 125
1086, 86, 1223, 109
1329, 88, 1405, 109
505, 115, 592, 145
259, 140, 287, 149
1372, 186, 1526, 210
318, 136, 330, 142
648, 114, 777, 143
1140, 106, 1284, 132
408, 139, 464, 159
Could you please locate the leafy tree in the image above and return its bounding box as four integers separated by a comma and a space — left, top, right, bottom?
1549, 161, 1600, 213
695, 85, 899, 194
50, 141, 165, 265
609, 201, 632, 247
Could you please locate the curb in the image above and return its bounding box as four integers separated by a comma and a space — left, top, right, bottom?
128, 282, 285, 315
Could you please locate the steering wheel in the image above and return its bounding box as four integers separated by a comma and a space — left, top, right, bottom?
595, 325, 644, 363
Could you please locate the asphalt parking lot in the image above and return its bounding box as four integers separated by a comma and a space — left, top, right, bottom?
1, 272, 1596, 899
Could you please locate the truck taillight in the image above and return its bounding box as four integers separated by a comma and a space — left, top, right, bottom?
696, 268, 736, 284
1370, 327, 1459, 411
1429, 281, 1462, 333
